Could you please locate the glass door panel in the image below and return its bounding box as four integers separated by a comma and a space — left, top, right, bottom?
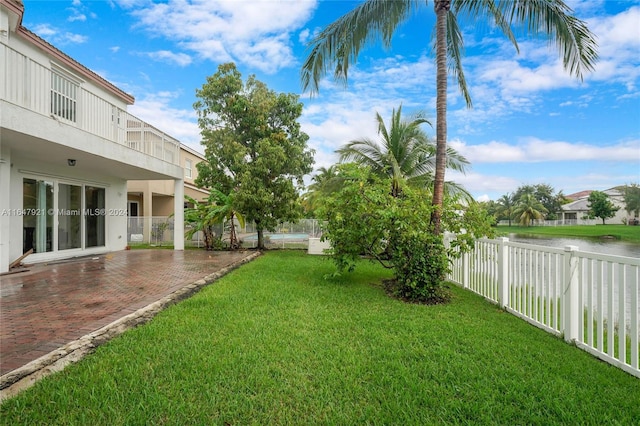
85, 186, 105, 247
58, 183, 82, 250
23, 178, 53, 253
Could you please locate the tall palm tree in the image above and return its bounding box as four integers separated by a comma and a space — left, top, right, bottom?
513, 193, 548, 226
301, 0, 597, 235
184, 195, 219, 251
209, 189, 245, 250
337, 105, 470, 199
497, 193, 515, 226
303, 165, 341, 216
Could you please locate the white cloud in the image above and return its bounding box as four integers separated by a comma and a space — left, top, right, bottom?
447, 170, 520, 195
110, 46, 121, 53
68, 13, 86, 22
298, 28, 311, 45
474, 52, 579, 95
142, 50, 192, 67
586, 6, 640, 90
449, 137, 640, 164
127, 92, 202, 151
64, 33, 88, 44
120, 0, 318, 74
565, 0, 607, 15
299, 26, 321, 45
30, 24, 88, 45
31, 23, 56, 38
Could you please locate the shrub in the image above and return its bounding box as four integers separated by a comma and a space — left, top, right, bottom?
389, 232, 451, 304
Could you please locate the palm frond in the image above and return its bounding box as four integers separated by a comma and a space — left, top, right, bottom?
446, 11, 472, 108
337, 105, 470, 197
301, 0, 421, 94
337, 138, 387, 174
456, 0, 597, 80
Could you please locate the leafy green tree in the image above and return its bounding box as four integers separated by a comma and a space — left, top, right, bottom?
512, 184, 565, 220
512, 185, 535, 200
336, 105, 470, 200
513, 193, 548, 226
477, 200, 499, 226
194, 63, 314, 249
587, 191, 620, 225
319, 163, 494, 304
301, 0, 597, 235
623, 183, 640, 219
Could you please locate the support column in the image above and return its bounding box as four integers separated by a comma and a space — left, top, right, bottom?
173, 178, 184, 250
0, 146, 10, 273
143, 187, 152, 243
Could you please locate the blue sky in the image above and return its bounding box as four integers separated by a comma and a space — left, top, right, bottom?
22, 0, 640, 201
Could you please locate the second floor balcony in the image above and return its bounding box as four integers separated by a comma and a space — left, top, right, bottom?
1, 44, 180, 166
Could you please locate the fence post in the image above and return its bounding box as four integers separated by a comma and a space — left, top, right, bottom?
462, 251, 469, 289
563, 245, 580, 342
497, 237, 509, 309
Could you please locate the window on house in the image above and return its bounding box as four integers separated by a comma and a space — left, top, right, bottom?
51, 71, 78, 123
185, 159, 192, 179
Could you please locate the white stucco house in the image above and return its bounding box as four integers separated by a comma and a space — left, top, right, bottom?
0, 0, 184, 273
560, 188, 630, 224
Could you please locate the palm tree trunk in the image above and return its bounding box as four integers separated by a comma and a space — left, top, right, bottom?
430, 0, 450, 235
228, 213, 238, 250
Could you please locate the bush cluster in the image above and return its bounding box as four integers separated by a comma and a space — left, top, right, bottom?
389, 232, 451, 304
318, 164, 493, 304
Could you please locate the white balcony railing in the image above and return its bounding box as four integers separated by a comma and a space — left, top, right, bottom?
2, 45, 180, 165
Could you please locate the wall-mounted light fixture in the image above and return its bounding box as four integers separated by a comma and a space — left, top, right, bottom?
67, 159, 76, 166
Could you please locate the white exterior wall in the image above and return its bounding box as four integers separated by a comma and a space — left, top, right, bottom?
0, 1, 184, 272
0, 145, 11, 272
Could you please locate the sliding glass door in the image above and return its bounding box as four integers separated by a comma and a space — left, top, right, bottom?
22, 178, 107, 254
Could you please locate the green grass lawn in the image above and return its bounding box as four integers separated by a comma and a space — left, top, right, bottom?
498, 224, 640, 243
2, 251, 639, 424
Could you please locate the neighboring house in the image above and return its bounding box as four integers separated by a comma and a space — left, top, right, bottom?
561, 188, 629, 224
127, 144, 208, 242
0, 0, 184, 273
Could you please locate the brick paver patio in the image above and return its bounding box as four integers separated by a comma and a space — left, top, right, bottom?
0, 249, 254, 375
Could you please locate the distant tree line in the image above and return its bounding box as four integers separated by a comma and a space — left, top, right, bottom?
481, 183, 640, 226
481, 184, 567, 226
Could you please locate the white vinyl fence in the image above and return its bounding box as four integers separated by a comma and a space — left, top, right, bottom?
444, 234, 639, 378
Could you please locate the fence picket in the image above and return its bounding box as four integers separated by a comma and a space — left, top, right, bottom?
618, 263, 626, 364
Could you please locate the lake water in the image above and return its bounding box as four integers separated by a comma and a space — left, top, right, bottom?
507, 233, 639, 332
507, 234, 640, 259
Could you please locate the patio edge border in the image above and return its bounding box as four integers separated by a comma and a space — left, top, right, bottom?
0, 250, 262, 402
